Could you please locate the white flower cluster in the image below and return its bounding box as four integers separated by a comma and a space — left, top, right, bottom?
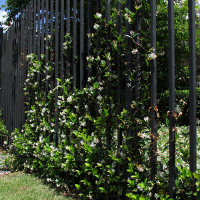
131, 49, 138, 55
26, 53, 34, 60
86, 56, 95, 62
97, 95, 103, 101
44, 34, 52, 41
67, 95, 73, 103
95, 12, 102, 19
125, 13, 132, 23
93, 23, 100, 30
148, 52, 157, 60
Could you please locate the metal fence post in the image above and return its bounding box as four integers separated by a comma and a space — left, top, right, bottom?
168, 0, 176, 198
0, 27, 3, 100
150, 0, 157, 182
0, 27, 3, 147
188, 0, 197, 173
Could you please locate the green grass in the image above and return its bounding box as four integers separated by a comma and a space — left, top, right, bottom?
0, 172, 76, 200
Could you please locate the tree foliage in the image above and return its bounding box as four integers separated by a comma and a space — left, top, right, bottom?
2, 0, 30, 20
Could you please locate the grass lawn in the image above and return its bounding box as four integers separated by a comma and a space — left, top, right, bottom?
0, 172, 76, 200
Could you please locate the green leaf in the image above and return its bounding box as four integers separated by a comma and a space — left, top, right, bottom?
193, 172, 200, 180
75, 184, 81, 190
99, 187, 106, 193
85, 163, 91, 167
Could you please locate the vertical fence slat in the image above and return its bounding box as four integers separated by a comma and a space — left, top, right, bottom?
21, 10, 25, 127
80, 0, 84, 89
45, 0, 49, 97
105, 0, 111, 152
188, 0, 197, 173
12, 21, 15, 131
134, 0, 141, 120
5, 32, 8, 140
117, 0, 122, 152
55, 0, 59, 146
66, 0, 70, 77
87, 0, 92, 79
150, 0, 157, 180
50, 0, 53, 61
0, 27, 3, 110
125, 0, 134, 136
18, 16, 22, 130
41, 0, 45, 54
96, 1, 101, 83
48, 0, 54, 143
168, 0, 176, 198
28, 3, 32, 54
16, 19, 19, 131
33, 0, 37, 54
106, 0, 111, 72
73, 0, 77, 89
0, 27, 3, 146
27, 4, 30, 55
61, 0, 64, 80
37, 0, 41, 57
45, 0, 49, 62
55, 0, 59, 82
106, 0, 111, 22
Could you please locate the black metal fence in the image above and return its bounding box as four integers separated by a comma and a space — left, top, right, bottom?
0, 0, 197, 198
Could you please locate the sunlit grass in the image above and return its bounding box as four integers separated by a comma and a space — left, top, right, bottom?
0, 172, 76, 200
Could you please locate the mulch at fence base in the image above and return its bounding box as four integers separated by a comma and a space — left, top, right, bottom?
0, 148, 10, 175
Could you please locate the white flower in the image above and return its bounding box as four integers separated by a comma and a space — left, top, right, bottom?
99, 87, 103, 91
96, 12, 102, 19
98, 108, 102, 114
80, 121, 86, 127
65, 146, 70, 151
66, 78, 70, 83
144, 116, 149, 122
41, 54, 45, 60
130, 30, 135, 36
96, 56, 101, 61
45, 34, 51, 40
131, 49, 138, 54
26, 54, 34, 60
127, 83, 131, 88
97, 95, 103, 101
85, 105, 88, 110
46, 75, 50, 80
67, 96, 73, 103
148, 52, 157, 60
93, 23, 100, 30
50, 129, 55, 133
90, 142, 95, 147
57, 101, 61, 106
106, 53, 111, 61
125, 13, 132, 23
39, 136, 43, 143
42, 108, 46, 113
86, 56, 94, 62
47, 178, 51, 182
137, 164, 144, 172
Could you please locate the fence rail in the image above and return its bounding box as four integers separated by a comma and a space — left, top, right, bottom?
0, 0, 197, 198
